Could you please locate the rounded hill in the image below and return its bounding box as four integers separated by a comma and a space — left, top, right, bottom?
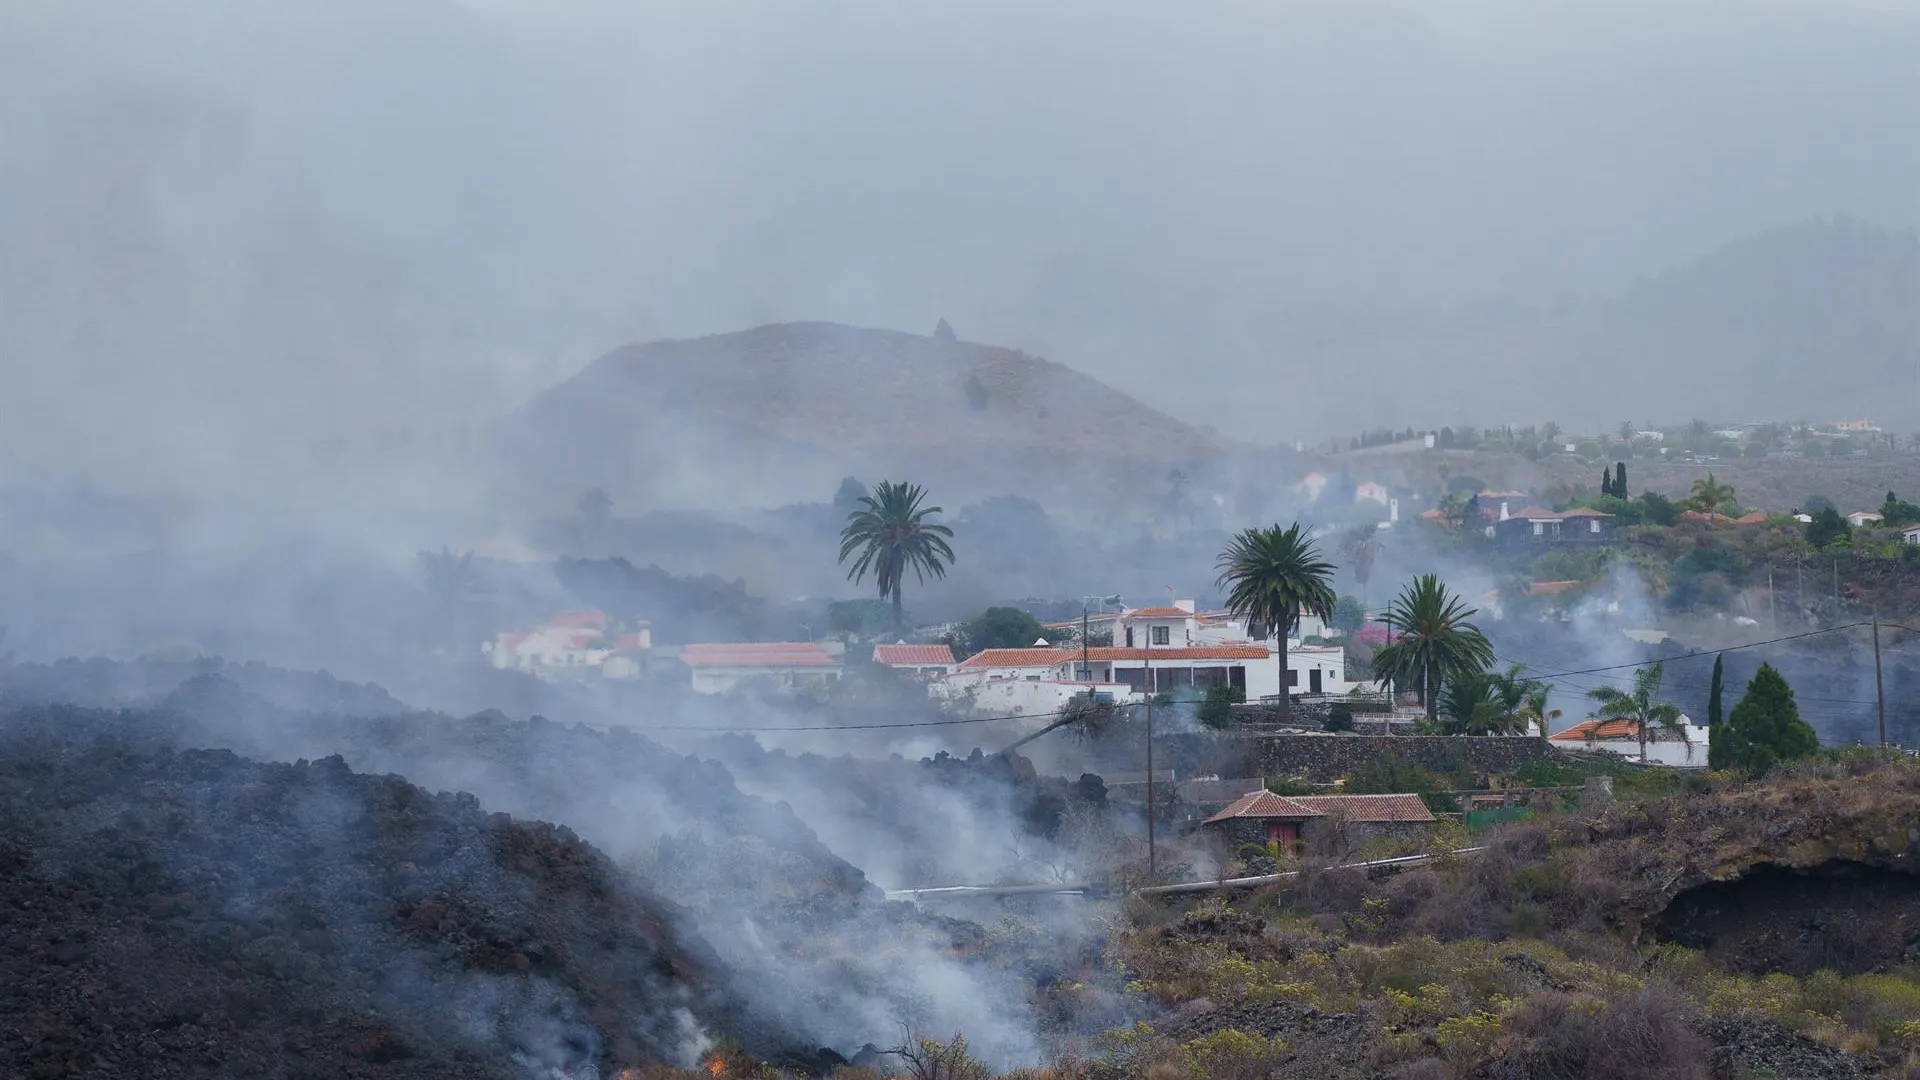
499, 322, 1232, 510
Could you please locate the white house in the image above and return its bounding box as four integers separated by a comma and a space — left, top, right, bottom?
1846, 510, 1885, 528
872, 642, 956, 677
945, 599, 1352, 705
1354, 482, 1389, 506
1549, 716, 1711, 768
1905, 526, 1920, 545
485, 610, 652, 681
681, 642, 842, 695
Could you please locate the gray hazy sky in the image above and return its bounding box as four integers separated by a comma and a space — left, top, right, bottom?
3, 0, 1918, 504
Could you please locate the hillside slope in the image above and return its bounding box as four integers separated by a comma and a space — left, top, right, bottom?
1280, 218, 1920, 435
498, 322, 1235, 512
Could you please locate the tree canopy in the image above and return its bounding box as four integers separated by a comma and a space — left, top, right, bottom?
1708, 663, 1818, 776
837, 480, 956, 630
948, 606, 1046, 660
1216, 522, 1337, 724
1370, 574, 1496, 723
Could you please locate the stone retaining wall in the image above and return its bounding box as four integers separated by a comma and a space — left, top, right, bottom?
1242, 733, 1563, 782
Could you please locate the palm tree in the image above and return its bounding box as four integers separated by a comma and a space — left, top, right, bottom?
1215, 523, 1338, 725
1688, 473, 1737, 514
1370, 574, 1496, 724
1540, 421, 1562, 448
1437, 663, 1541, 736
1585, 662, 1686, 763
1520, 680, 1562, 738
838, 480, 956, 632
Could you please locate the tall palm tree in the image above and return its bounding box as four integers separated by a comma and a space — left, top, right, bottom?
1370, 574, 1496, 724
1585, 662, 1686, 763
1215, 523, 1338, 725
1688, 473, 1737, 514
838, 480, 956, 632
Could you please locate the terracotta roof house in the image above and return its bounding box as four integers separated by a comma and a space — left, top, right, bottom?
680, 642, 841, 695
1203, 789, 1435, 850
872, 642, 956, 675
1905, 526, 1920, 545
1847, 510, 1886, 528
1550, 716, 1710, 768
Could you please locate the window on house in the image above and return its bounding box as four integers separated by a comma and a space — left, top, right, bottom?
1151, 625, 1170, 646
1590, 519, 1601, 534
1125, 627, 1135, 648
1532, 522, 1544, 536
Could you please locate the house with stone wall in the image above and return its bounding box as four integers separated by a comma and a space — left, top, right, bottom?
1202, 789, 1434, 855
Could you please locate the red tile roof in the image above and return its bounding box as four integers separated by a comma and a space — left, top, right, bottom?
873, 643, 956, 666
1543, 714, 1635, 737
957, 647, 1072, 669
1290, 794, 1435, 823
680, 642, 839, 667
610, 633, 649, 651
549, 610, 610, 628
1509, 506, 1561, 520
1526, 580, 1583, 596
1556, 507, 1615, 518
1124, 606, 1192, 618
1204, 790, 1436, 825
1204, 790, 1326, 823
956, 644, 1272, 668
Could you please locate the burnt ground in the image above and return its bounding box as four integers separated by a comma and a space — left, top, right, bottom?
0, 674, 1126, 1071
1654, 861, 1920, 976
0, 721, 817, 1080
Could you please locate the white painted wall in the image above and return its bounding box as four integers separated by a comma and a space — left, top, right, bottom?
688, 664, 841, 695
963, 679, 1131, 717
1553, 724, 1712, 768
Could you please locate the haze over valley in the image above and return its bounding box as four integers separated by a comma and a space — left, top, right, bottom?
7, 3, 1920, 1079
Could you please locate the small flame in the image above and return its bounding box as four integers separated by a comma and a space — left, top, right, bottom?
705, 1052, 726, 1078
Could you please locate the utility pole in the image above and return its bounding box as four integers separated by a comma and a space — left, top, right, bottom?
1768, 564, 1776, 630
1145, 649, 1156, 882
1875, 617, 1887, 747
1081, 605, 1091, 688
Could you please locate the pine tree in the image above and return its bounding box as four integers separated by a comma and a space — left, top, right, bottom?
1709, 663, 1818, 775
1706, 653, 1724, 728
1615, 462, 1628, 498
934, 317, 956, 341
1600, 468, 1614, 498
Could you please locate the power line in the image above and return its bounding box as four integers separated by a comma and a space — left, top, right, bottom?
1492, 622, 1870, 681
